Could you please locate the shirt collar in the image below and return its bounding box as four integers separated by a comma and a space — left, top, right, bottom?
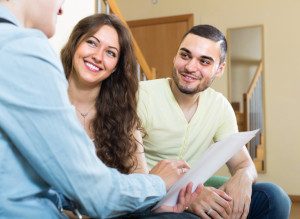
0, 4, 21, 27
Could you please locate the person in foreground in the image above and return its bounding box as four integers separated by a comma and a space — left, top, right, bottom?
0, 1, 201, 218
138, 24, 291, 219
60, 13, 202, 218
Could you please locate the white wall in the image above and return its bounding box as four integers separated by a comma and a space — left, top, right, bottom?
49, 0, 95, 54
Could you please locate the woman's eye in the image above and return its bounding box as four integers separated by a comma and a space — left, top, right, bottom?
107, 50, 117, 58
86, 39, 97, 47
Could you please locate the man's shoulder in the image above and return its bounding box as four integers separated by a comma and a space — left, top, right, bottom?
138, 78, 170, 97
1, 20, 57, 57
203, 88, 232, 110
139, 78, 169, 90
1, 25, 47, 44
0, 26, 62, 74
204, 87, 227, 100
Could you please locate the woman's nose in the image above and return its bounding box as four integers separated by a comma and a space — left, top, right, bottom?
92, 50, 103, 63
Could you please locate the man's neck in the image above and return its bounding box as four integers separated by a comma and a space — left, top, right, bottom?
1, 1, 25, 27
169, 79, 200, 107
169, 79, 200, 122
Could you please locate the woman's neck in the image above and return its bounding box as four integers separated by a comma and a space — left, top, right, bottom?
67, 76, 100, 109
67, 76, 100, 139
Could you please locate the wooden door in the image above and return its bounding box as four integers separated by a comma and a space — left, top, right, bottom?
128, 14, 193, 79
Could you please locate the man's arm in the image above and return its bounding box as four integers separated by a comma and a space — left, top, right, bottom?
1, 33, 167, 218
226, 147, 257, 182
220, 147, 257, 219
216, 94, 257, 219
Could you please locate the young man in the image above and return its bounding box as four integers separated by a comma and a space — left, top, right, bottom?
138, 24, 291, 219
0, 1, 201, 218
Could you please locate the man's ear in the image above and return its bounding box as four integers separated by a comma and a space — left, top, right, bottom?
215, 62, 226, 78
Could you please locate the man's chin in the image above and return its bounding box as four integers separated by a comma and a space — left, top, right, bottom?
178, 86, 198, 95
178, 84, 208, 95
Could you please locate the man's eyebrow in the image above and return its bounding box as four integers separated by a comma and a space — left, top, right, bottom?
179, 47, 191, 54
180, 47, 215, 63
200, 55, 215, 63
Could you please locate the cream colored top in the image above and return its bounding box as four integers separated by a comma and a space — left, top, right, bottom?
137, 78, 238, 168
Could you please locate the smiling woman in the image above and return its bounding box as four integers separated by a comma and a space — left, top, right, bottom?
72, 25, 119, 87
61, 13, 148, 174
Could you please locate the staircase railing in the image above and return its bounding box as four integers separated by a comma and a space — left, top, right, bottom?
243, 60, 265, 171
97, 0, 156, 80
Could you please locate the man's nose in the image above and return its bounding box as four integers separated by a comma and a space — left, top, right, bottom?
185, 58, 199, 72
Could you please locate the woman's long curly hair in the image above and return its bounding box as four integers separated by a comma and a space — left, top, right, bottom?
61, 13, 141, 174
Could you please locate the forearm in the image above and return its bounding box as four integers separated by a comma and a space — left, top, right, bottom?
227, 148, 257, 184
233, 164, 257, 184
6, 104, 166, 218
132, 129, 149, 174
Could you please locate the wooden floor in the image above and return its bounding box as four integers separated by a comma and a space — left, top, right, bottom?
290, 201, 300, 219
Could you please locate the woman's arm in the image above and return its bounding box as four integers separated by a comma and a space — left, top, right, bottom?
132, 129, 149, 174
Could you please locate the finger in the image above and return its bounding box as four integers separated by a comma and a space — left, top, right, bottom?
175, 185, 190, 212
214, 188, 232, 201
208, 198, 230, 218
178, 167, 189, 175
237, 200, 246, 219
210, 204, 229, 218
241, 201, 250, 219
206, 208, 223, 219
181, 183, 194, 206
183, 183, 193, 210
212, 191, 231, 216
231, 199, 243, 219
194, 209, 210, 219
176, 160, 190, 169
189, 184, 204, 206
185, 182, 193, 198
184, 183, 202, 206
178, 184, 187, 204
192, 184, 203, 197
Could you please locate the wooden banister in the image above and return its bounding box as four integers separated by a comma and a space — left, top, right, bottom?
105, 0, 155, 80
244, 60, 263, 130
243, 60, 265, 172
246, 60, 263, 98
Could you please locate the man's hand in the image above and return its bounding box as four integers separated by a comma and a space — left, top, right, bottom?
223, 147, 257, 219
154, 183, 203, 213
149, 160, 190, 190
219, 169, 253, 219
189, 186, 232, 219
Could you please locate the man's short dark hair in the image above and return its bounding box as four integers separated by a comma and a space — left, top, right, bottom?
182, 25, 227, 63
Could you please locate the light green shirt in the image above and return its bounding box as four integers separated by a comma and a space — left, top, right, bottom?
138, 78, 238, 168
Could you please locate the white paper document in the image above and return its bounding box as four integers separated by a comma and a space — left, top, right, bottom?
153, 129, 259, 209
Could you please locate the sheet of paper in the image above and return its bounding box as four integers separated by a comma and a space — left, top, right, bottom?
153, 129, 259, 209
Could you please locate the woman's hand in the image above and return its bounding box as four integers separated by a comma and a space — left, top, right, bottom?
149, 159, 190, 190
154, 182, 203, 213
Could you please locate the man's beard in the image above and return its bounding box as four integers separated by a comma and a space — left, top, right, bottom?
172, 68, 215, 95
